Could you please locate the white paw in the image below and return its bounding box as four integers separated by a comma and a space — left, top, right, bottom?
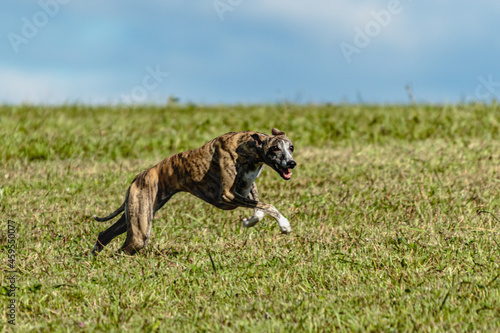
279, 225, 292, 234
277, 216, 291, 234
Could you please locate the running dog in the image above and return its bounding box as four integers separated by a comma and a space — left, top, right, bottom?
92, 128, 296, 255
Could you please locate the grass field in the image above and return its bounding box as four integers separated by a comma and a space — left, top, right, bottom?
1, 103, 499, 332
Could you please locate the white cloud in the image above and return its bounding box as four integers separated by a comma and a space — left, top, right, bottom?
242, 0, 500, 57
0, 68, 66, 104
0, 67, 112, 104
236, 0, 378, 48
244, 0, 374, 28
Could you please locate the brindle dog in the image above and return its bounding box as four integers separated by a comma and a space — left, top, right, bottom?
92, 128, 296, 255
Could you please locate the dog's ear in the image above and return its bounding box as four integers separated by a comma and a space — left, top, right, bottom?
272, 128, 286, 136
251, 133, 264, 149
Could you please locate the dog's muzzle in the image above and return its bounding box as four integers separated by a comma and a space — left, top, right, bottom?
276, 160, 296, 180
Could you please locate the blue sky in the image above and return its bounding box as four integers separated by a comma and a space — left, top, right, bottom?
1, 0, 499, 104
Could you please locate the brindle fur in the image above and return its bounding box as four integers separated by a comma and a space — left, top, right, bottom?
92, 128, 296, 255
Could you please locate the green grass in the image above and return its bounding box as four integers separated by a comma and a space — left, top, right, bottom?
1, 103, 499, 332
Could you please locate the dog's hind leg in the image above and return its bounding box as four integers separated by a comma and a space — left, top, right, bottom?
92, 214, 127, 255
242, 183, 265, 228
120, 173, 159, 255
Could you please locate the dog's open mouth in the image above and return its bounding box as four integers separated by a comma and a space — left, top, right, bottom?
275, 163, 292, 180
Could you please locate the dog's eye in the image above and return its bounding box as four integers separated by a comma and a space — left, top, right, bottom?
289, 145, 294, 152
271, 146, 280, 152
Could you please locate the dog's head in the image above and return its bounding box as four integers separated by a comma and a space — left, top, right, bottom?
252, 128, 296, 180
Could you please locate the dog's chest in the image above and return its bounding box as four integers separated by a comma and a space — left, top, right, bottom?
237, 164, 263, 197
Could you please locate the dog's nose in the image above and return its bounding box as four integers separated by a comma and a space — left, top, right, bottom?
287, 160, 296, 169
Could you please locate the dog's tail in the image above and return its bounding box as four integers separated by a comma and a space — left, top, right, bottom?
93, 203, 125, 222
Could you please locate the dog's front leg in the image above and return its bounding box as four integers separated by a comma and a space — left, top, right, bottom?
249, 201, 291, 234
270, 210, 291, 234
241, 183, 264, 228
221, 190, 291, 234
242, 210, 265, 228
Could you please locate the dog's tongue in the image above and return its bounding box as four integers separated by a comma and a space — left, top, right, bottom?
282, 168, 291, 179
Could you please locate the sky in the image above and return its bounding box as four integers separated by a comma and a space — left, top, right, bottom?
1, 0, 500, 105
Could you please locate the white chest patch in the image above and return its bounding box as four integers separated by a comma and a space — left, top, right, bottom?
239, 164, 263, 197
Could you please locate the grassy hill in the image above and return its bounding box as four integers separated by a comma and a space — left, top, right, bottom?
1, 104, 499, 331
